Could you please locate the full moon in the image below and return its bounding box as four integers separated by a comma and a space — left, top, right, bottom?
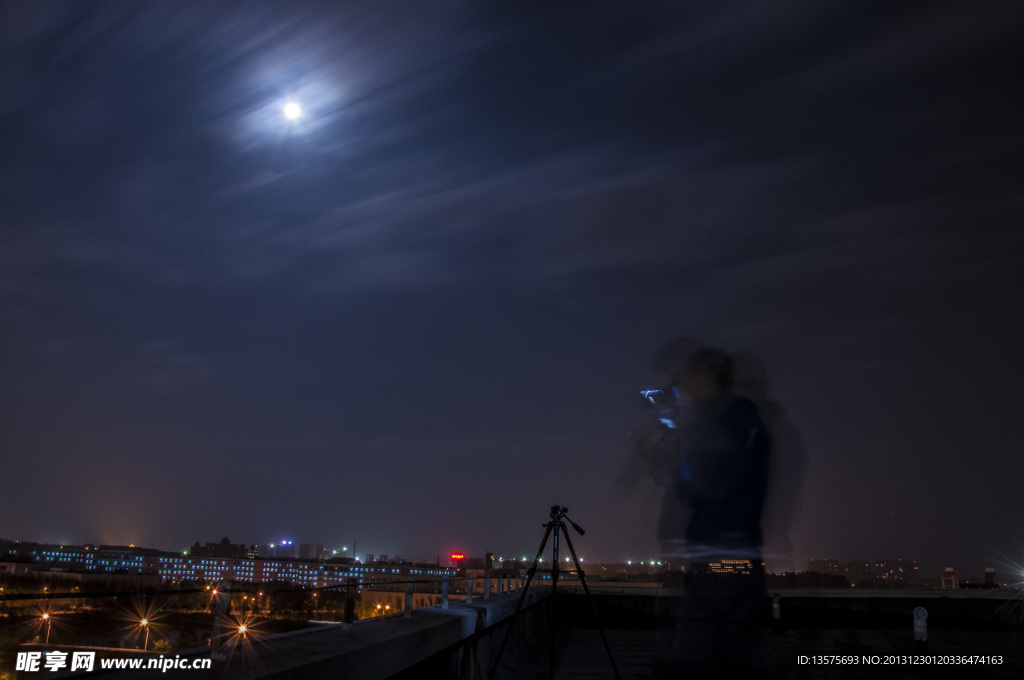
283, 102, 301, 120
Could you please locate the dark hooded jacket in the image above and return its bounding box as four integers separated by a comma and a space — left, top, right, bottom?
672, 395, 770, 548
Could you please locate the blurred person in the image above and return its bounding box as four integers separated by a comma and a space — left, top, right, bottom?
639, 341, 771, 679
732, 350, 807, 574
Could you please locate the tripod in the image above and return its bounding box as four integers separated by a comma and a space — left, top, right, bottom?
488, 505, 621, 680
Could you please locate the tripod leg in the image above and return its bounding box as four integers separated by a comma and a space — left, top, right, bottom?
488, 522, 553, 680
549, 521, 561, 680
561, 529, 623, 680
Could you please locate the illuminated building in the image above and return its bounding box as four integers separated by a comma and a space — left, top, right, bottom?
807, 558, 920, 584
2, 541, 455, 590
707, 559, 755, 575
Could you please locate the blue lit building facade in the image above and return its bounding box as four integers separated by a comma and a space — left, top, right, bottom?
2, 542, 455, 588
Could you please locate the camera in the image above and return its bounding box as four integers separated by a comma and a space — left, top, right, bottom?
641, 387, 680, 429
641, 388, 675, 406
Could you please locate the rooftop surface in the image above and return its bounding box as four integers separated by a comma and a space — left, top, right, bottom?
490, 625, 1022, 679
484, 587, 1024, 680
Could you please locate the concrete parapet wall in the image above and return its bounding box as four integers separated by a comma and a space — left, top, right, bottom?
560, 584, 1024, 627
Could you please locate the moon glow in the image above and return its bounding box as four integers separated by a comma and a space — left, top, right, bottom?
283, 102, 302, 120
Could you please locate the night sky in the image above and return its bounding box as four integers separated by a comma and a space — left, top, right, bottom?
3, 2, 1023, 578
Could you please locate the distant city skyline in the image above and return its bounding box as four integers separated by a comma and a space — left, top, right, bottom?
4, 533, 1011, 581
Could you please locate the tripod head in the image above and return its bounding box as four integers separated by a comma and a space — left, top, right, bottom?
548, 504, 586, 535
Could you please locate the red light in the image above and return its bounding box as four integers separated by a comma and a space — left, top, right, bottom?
450, 553, 465, 561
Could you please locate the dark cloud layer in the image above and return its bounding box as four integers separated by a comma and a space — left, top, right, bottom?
2, 2, 1023, 576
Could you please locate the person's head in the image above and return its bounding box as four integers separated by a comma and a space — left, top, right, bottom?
653, 336, 704, 375
677, 347, 734, 404
732, 350, 768, 401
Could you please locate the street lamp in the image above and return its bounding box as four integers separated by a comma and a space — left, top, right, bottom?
140, 619, 149, 651
42, 613, 51, 644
